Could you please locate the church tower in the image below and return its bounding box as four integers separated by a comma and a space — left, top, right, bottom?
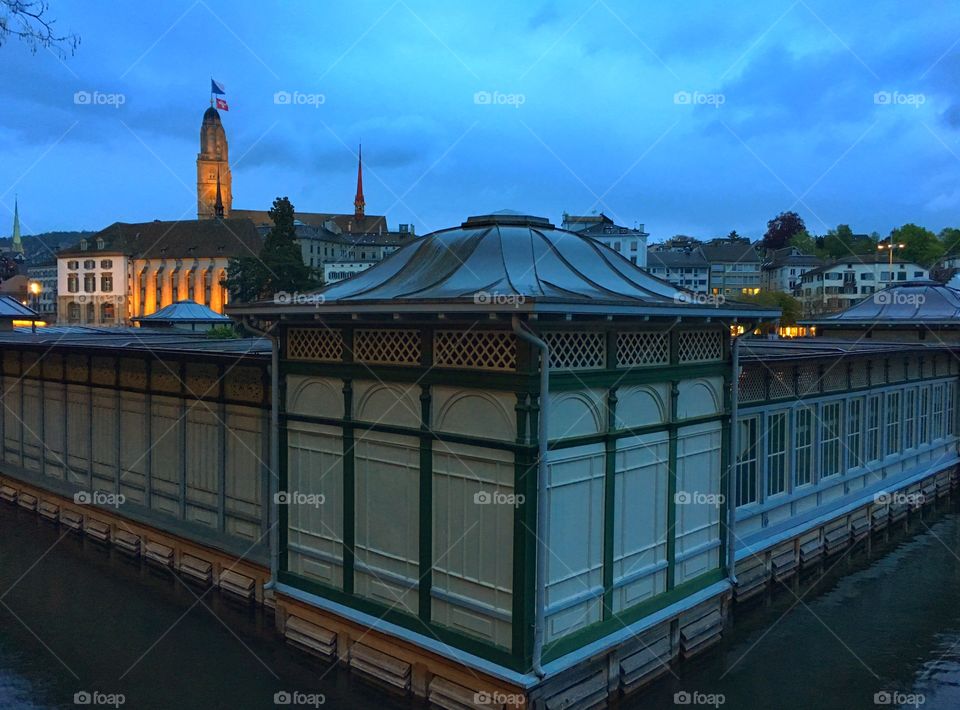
197, 106, 232, 219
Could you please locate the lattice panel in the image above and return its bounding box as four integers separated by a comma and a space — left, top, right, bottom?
823, 365, 847, 392
544, 331, 606, 370
739, 367, 766, 403
2, 352, 18, 376
287, 327, 344, 362
870, 359, 887, 385
226, 366, 264, 403
354, 329, 421, 365
433, 330, 517, 371
935, 354, 947, 376
850, 361, 869, 388
769, 366, 795, 399
908, 358, 921, 380
922, 358, 933, 378
41, 353, 63, 380
797, 365, 819, 396
888, 359, 906, 382
617, 331, 669, 368
677, 329, 723, 363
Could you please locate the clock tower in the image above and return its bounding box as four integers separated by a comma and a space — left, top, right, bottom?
197, 106, 232, 219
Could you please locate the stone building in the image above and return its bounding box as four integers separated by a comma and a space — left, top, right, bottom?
197, 107, 232, 219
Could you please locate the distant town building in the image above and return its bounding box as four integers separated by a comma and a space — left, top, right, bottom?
645, 248, 710, 294
699, 238, 762, 297
650, 234, 701, 253
797, 255, 929, 316
57, 218, 261, 326
561, 213, 648, 267
10, 197, 24, 259
26, 260, 57, 320
762, 246, 823, 294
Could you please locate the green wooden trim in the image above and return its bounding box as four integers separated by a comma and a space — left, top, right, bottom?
418, 384, 432, 622
278, 419, 289, 572
666, 381, 679, 591
548, 412, 727, 450
511, 393, 534, 664
342, 379, 355, 596
540, 568, 726, 663
602, 387, 617, 619
277, 570, 525, 671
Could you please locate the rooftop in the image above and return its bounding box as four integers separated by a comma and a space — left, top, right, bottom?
132, 299, 232, 324
740, 336, 954, 361
0, 325, 270, 356
60, 219, 262, 260
803, 281, 960, 326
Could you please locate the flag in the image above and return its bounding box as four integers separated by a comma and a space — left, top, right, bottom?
216, 97, 229, 111
211, 79, 226, 95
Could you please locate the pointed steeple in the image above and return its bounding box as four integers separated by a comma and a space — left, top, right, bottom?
11, 197, 23, 255
214, 167, 224, 218
354, 144, 365, 221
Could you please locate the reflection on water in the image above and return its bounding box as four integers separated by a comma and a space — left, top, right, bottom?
0, 507, 413, 709
3, 499, 960, 709
632, 498, 960, 709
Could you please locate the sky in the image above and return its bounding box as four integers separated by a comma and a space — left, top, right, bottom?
2, 0, 960, 242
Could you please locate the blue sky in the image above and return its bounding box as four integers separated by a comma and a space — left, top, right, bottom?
2, 0, 960, 241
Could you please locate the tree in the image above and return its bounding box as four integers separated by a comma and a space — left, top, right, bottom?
939, 227, 960, 257
763, 211, 806, 250
821, 224, 875, 258
888, 223, 943, 267
0, 1, 79, 57
788, 229, 817, 255
740, 291, 801, 325
225, 197, 318, 303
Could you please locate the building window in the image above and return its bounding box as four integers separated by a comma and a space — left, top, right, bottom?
67, 302, 80, 322
919, 386, 930, 443
866, 394, 882, 461
67, 274, 79, 293
101, 259, 113, 268
885, 391, 900, 456
101, 275, 113, 292
67, 260, 78, 270
795, 407, 814, 486
947, 382, 956, 437
101, 302, 115, 322
820, 401, 842, 477
84, 259, 95, 269
85, 302, 94, 323
736, 416, 759, 507
766, 412, 787, 496
847, 398, 863, 468
171, 272, 179, 302
904, 389, 917, 449
933, 383, 945, 440
83, 274, 96, 293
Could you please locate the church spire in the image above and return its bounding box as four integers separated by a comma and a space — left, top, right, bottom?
214, 167, 224, 218
354, 144, 365, 221
11, 197, 23, 256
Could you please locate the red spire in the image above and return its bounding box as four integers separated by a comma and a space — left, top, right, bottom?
354, 144, 365, 221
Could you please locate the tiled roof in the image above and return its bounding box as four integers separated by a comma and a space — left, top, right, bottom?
60, 219, 262, 260
231, 209, 388, 235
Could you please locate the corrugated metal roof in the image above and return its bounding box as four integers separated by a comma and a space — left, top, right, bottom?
133, 299, 231, 323
0, 295, 39, 319
0, 326, 270, 356
805, 281, 960, 325
739, 337, 953, 361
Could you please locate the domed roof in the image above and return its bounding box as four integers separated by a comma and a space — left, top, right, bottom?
202, 106, 222, 123
812, 281, 960, 324
234, 211, 779, 320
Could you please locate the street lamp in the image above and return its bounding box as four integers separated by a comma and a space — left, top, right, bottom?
877, 242, 906, 286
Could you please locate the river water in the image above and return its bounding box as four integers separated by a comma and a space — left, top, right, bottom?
2, 500, 960, 709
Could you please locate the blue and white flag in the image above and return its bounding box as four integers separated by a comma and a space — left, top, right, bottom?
211, 79, 226, 95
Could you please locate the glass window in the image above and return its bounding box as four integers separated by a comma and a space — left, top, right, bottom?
820, 401, 842, 477
67, 274, 78, 293
84, 259, 95, 269
933, 384, 945, 440
904, 389, 916, 449
83, 274, 95, 293
847, 398, 863, 468
736, 416, 759, 507
947, 382, 955, 438
795, 407, 814, 486
101, 302, 115, 322
866, 394, 882, 462
767, 412, 788, 496
101, 259, 113, 269
101, 275, 113, 292
885, 391, 900, 456
67, 260, 78, 270
920, 386, 930, 443
67, 302, 80, 322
